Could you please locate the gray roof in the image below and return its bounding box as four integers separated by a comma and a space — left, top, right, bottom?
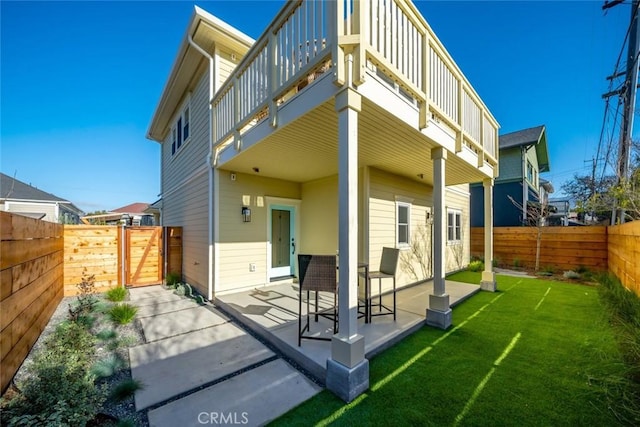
499, 125, 545, 149
499, 125, 550, 173
0, 172, 83, 213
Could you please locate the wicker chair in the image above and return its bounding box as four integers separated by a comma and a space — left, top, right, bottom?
362, 247, 400, 321
297, 254, 338, 346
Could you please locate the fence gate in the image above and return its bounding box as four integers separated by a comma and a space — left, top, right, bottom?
124, 227, 163, 287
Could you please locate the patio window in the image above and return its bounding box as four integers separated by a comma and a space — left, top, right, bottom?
397, 202, 410, 247
447, 209, 462, 243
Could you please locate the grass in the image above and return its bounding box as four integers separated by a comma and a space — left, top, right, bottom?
271, 273, 637, 426
108, 303, 138, 325
110, 379, 144, 402
105, 286, 128, 302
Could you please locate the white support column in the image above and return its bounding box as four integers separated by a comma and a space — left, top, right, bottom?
481, 178, 497, 291
326, 85, 369, 403
426, 147, 452, 329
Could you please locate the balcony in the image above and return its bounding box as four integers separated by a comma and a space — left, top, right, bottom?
211, 0, 498, 184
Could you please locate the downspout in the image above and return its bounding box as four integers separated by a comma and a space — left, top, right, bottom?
521, 146, 528, 225
188, 35, 215, 301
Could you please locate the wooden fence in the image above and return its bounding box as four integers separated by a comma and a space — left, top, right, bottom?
608, 221, 640, 296
471, 224, 640, 296
63, 226, 182, 295
1, 212, 64, 392
64, 225, 120, 295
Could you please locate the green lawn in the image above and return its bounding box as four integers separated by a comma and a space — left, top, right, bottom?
271, 273, 632, 426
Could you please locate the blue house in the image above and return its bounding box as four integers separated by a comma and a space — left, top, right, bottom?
471, 125, 550, 227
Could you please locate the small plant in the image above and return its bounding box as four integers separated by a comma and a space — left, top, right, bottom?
563, 270, 581, 280
467, 260, 484, 272
107, 335, 138, 351
96, 328, 117, 341
108, 303, 138, 325
90, 354, 125, 379
116, 419, 136, 427
105, 286, 127, 302
513, 258, 523, 269
165, 272, 181, 288
538, 265, 555, 277
110, 378, 144, 402
68, 273, 99, 322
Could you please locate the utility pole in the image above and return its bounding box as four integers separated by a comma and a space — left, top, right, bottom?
604, 0, 640, 224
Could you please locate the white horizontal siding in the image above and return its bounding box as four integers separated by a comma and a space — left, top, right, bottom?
217, 49, 240, 89
4, 201, 57, 223
445, 184, 470, 272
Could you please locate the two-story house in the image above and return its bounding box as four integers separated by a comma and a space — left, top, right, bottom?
471, 125, 550, 227
147, 1, 500, 401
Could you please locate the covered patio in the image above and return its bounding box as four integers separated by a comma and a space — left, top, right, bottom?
216, 279, 480, 383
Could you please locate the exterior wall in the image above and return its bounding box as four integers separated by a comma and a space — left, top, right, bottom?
524, 145, 539, 190
445, 184, 470, 272
160, 69, 211, 295
217, 48, 241, 89
3, 201, 57, 223
217, 170, 301, 295
497, 147, 522, 182
300, 175, 338, 254
368, 168, 433, 293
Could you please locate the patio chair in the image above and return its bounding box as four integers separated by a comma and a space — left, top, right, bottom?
361, 247, 400, 321
297, 254, 338, 346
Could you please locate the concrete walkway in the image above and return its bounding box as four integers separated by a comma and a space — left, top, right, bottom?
127, 286, 321, 427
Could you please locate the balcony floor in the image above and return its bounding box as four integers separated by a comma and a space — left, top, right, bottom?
215, 279, 480, 383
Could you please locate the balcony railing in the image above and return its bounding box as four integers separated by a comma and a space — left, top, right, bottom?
212, 0, 498, 166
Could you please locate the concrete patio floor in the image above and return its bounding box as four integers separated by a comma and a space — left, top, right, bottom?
216, 279, 480, 382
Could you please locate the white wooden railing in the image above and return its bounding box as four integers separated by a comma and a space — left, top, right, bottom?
212, 0, 498, 165
213, 1, 333, 150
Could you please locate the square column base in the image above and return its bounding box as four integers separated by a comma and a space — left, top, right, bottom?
481, 271, 497, 292
331, 334, 365, 368
426, 308, 452, 329
326, 358, 369, 403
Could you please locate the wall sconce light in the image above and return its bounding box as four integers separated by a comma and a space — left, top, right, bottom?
241, 206, 251, 222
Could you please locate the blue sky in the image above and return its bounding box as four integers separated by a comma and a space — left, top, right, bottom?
0, 1, 630, 213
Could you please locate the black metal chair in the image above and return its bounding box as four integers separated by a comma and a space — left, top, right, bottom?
297, 254, 338, 346
362, 247, 400, 321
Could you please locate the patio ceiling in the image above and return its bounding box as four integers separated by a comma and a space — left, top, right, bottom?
219, 95, 489, 187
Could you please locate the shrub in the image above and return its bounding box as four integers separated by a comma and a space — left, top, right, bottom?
513, 258, 523, 269
110, 379, 144, 402
165, 272, 181, 288
96, 328, 118, 341
109, 304, 138, 325
563, 270, 581, 280
90, 354, 125, 379
69, 273, 99, 322
1, 321, 105, 426
467, 260, 484, 272
105, 286, 127, 302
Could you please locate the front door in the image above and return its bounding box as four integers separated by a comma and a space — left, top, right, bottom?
270, 206, 295, 278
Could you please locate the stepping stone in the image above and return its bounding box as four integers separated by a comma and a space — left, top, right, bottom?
138, 307, 228, 342
147, 359, 321, 427
136, 298, 199, 318
131, 323, 275, 410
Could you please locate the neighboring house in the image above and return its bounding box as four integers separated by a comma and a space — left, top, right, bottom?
548, 198, 570, 226
0, 172, 83, 223
82, 202, 155, 225
470, 125, 550, 227
147, 2, 500, 400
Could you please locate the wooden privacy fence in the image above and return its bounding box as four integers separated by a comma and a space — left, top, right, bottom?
64, 225, 182, 295
471, 224, 640, 296
1, 212, 64, 392
607, 221, 640, 296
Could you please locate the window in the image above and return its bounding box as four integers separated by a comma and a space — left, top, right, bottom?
526, 161, 534, 183
171, 100, 191, 157
447, 209, 462, 243
397, 203, 410, 246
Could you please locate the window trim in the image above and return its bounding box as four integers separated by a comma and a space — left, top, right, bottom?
396, 201, 411, 248
170, 95, 191, 158
447, 208, 462, 244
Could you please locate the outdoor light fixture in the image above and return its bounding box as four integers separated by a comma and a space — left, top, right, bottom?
242, 206, 251, 222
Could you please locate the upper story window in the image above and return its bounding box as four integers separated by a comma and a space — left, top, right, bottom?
397, 202, 411, 247
171, 100, 191, 157
447, 208, 462, 243
526, 160, 534, 184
